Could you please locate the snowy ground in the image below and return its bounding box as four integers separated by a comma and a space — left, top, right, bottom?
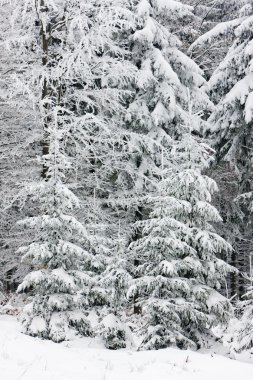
0, 315, 253, 380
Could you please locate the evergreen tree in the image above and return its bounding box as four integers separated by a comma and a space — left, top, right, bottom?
128, 121, 233, 350
121, 0, 213, 315
17, 112, 98, 341
121, 3, 235, 349
125, 0, 210, 183
4, 0, 135, 342
108, 0, 206, 211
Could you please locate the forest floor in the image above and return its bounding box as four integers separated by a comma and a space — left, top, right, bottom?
0, 315, 253, 380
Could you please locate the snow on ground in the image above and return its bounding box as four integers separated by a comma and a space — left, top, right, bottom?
0, 315, 253, 380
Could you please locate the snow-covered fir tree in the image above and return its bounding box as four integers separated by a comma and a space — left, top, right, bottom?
122, 0, 215, 315
121, 0, 214, 199
126, 62, 234, 347
208, 1, 253, 153
3, 0, 136, 342
17, 111, 99, 341
128, 123, 233, 350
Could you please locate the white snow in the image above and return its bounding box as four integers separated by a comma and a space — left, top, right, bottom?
0, 315, 252, 380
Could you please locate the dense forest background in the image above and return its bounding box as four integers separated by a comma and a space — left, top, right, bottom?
0, 0, 253, 352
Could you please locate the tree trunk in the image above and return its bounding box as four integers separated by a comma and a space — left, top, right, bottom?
39, 0, 50, 179
132, 206, 143, 315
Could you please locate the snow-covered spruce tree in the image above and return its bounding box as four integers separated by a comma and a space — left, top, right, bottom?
4, 0, 136, 342
17, 111, 98, 341
125, 0, 208, 180
207, 1, 253, 160
121, 0, 213, 315
127, 98, 234, 350
190, 1, 253, 297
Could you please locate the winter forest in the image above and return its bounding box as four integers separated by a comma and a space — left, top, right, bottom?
1, 0, 253, 370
